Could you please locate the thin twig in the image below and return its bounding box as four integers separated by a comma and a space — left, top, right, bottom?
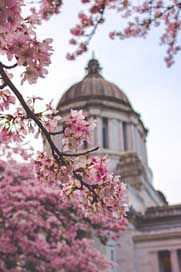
2, 63, 18, 70
49, 130, 64, 135
62, 146, 99, 157
84, 0, 107, 47
73, 170, 99, 203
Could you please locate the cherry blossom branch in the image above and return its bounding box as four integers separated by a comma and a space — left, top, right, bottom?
141, 2, 181, 27
73, 170, 99, 203
0, 62, 64, 160
84, 0, 106, 47
64, 146, 99, 157
67, 0, 107, 59
0, 63, 99, 159
67, 0, 181, 65
0, 62, 102, 201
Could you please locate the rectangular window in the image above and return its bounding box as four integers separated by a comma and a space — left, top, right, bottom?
110, 249, 114, 261
83, 140, 88, 149
158, 251, 172, 272
177, 249, 181, 272
122, 122, 128, 151
102, 117, 109, 148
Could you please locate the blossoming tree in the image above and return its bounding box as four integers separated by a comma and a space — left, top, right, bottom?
68, 0, 181, 66
0, 144, 127, 271
0, 1, 129, 271
2, 0, 180, 270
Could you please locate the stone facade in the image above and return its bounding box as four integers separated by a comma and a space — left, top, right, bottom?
132, 205, 181, 272
54, 58, 181, 272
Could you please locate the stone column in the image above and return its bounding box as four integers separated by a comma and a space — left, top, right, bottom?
171, 250, 180, 272
143, 139, 148, 163
96, 116, 102, 147
130, 124, 136, 152
127, 123, 132, 151
151, 252, 159, 272
109, 119, 120, 150
134, 127, 139, 155
137, 130, 144, 160
89, 116, 96, 146
119, 121, 124, 151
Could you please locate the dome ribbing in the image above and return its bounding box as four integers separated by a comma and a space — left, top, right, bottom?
58, 58, 132, 108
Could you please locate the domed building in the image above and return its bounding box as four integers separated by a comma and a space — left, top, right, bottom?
57, 58, 164, 212
55, 58, 181, 272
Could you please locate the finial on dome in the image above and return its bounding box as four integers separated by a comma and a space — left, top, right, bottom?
85, 53, 102, 77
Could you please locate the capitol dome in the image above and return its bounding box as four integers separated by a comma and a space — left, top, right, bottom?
57, 58, 132, 110
56, 58, 148, 168
53, 57, 166, 215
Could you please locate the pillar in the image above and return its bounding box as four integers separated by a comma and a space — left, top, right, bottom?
171, 250, 180, 272
96, 116, 102, 146
151, 252, 160, 272
119, 121, 124, 151
130, 124, 136, 152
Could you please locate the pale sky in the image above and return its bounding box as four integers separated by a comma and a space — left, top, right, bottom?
15, 1, 181, 204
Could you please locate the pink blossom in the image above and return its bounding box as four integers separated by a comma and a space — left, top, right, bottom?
39, 0, 62, 20
62, 110, 96, 150
83, 157, 109, 185
0, 0, 22, 34
0, 89, 15, 111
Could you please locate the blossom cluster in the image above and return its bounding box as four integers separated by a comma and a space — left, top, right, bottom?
0, 89, 16, 111
39, 0, 63, 20
0, 101, 94, 145
83, 156, 109, 185
34, 151, 72, 184
62, 110, 96, 151
7, 31, 53, 84
67, 0, 106, 60
0, 96, 60, 142
108, 0, 181, 66
0, 156, 110, 271
34, 151, 128, 240
0, 0, 57, 84
0, 146, 127, 271
67, 0, 181, 66
0, 0, 22, 34
74, 157, 128, 238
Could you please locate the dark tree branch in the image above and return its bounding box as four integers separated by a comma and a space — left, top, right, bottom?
0, 63, 100, 159
73, 170, 99, 203
2, 63, 18, 70
0, 62, 101, 199
49, 130, 64, 135
63, 146, 99, 157
0, 62, 64, 162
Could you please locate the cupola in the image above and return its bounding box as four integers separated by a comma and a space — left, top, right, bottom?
57, 57, 132, 110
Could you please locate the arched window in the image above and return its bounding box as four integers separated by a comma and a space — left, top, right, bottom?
102, 117, 109, 148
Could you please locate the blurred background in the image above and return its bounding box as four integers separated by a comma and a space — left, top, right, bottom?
15, 1, 181, 204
